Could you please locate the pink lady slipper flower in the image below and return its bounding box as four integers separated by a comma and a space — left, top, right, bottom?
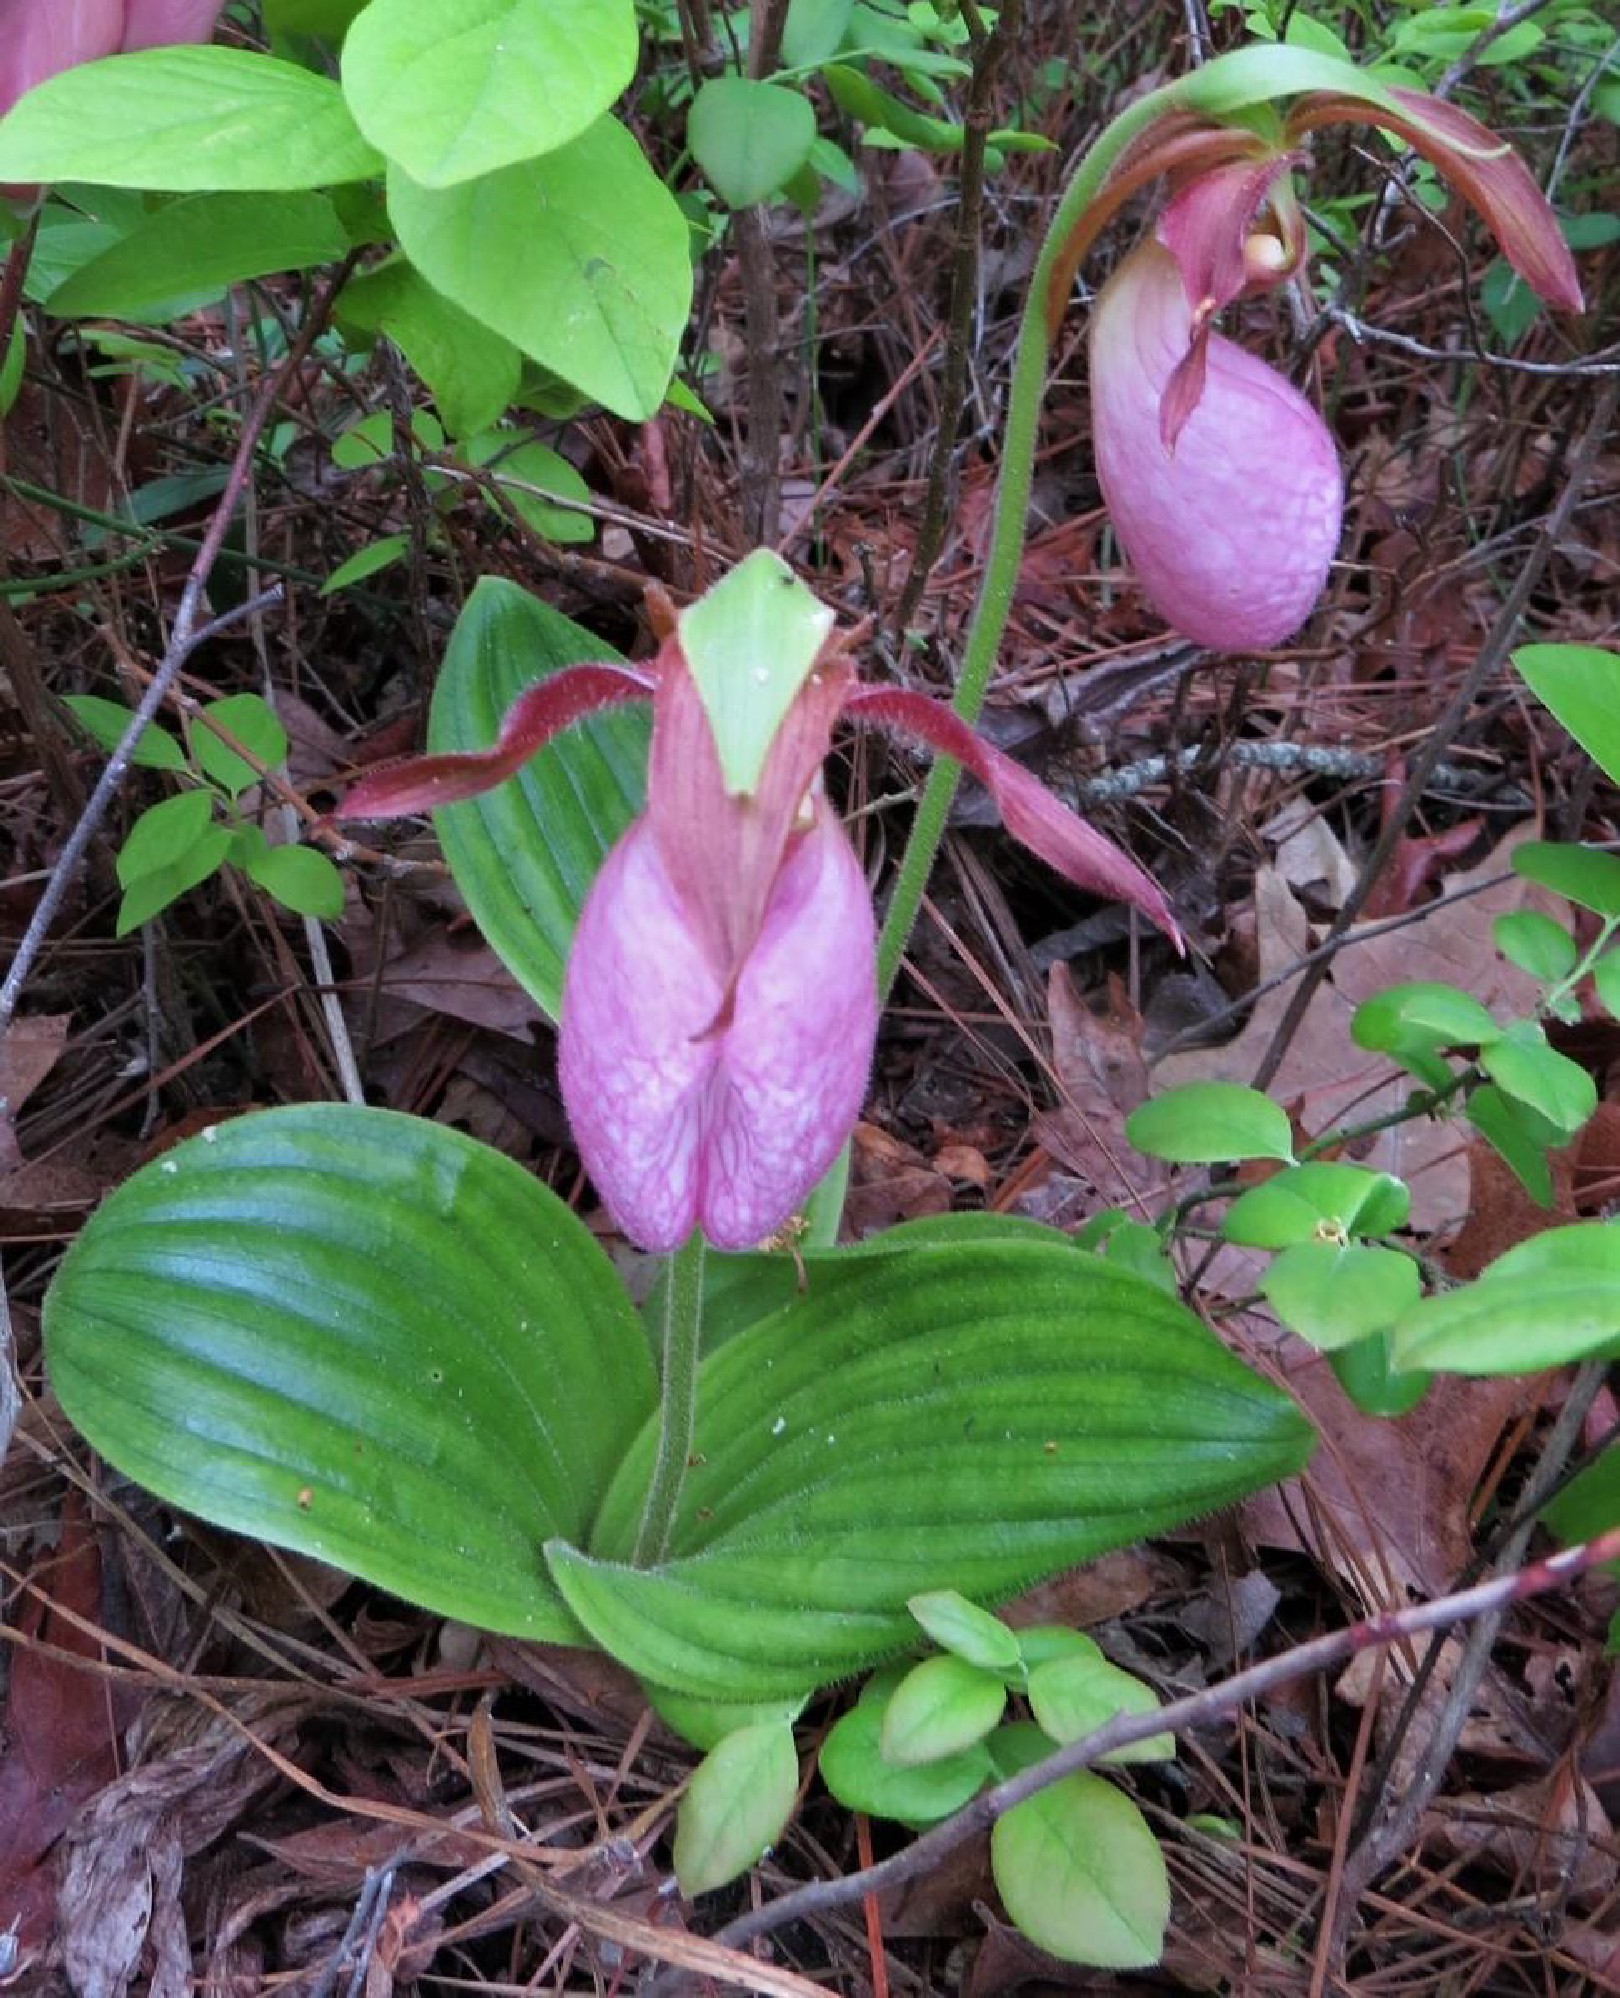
0, 0, 223, 109
1071, 89, 1582, 652
0, 0, 224, 198
344, 553, 1179, 1253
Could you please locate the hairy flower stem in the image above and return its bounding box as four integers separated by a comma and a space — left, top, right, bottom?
875, 85, 1177, 999
633, 1229, 708, 1567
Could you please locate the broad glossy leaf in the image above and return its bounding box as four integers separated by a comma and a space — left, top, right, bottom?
688, 78, 817, 209
819, 1702, 991, 1827
0, 50, 382, 190
1329, 1332, 1431, 1418
1542, 1441, 1620, 1546
47, 193, 348, 320
343, 0, 637, 188
991, 1773, 1169, 1968
673, 1722, 799, 1895
1493, 909, 1577, 983
1351, 981, 1498, 1053
1126, 1082, 1294, 1164
1513, 643, 1620, 787
388, 118, 693, 420
1480, 1026, 1596, 1140
44, 1106, 655, 1638
548, 1245, 1312, 1697
1393, 1222, 1620, 1374
427, 578, 648, 1018
1467, 1082, 1556, 1206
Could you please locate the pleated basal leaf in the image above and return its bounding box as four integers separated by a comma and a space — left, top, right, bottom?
546, 1243, 1313, 1698
427, 578, 648, 1018
44, 1105, 655, 1639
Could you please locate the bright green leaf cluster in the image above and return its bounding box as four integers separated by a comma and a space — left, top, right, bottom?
64, 690, 344, 933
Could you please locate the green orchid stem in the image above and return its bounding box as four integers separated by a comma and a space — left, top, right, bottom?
633, 1228, 708, 1567
874, 83, 1180, 1001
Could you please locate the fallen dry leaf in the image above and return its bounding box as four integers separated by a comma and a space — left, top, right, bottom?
1035, 965, 1153, 1212
1154, 828, 1557, 1234
1242, 1353, 1525, 1600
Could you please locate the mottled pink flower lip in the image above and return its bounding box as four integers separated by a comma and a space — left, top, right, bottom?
1066, 78, 1581, 652
344, 583, 1181, 1250
1090, 239, 1343, 653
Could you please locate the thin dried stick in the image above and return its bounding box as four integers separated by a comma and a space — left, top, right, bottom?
0, 259, 358, 1044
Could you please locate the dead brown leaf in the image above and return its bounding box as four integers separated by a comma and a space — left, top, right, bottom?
1155, 829, 1556, 1234
1035, 967, 1153, 1212
1242, 1354, 1525, 1599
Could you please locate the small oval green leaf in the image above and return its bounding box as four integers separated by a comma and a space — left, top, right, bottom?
1351, 982, 1499, 1053
673, 1722, 799, 1896
880, 1655, 1007, 1767
819, 1702, 990, 1826
1125, 1082, 1294, 1164
908, 1590, 1020, 1673
1512, 842, 1620, 920
991, 1774, 1169, 1968
1026, 1654, 1174, 1763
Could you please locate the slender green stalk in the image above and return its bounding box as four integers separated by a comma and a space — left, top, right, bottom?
633, 1229, 708, 1566
874, 83, 1188, 999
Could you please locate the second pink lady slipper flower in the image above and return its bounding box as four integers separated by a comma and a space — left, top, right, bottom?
345, 553, 1180, 1253
1072, 84, 1583, 652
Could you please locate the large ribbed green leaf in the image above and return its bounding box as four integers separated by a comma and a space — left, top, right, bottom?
548, 1246, 1313, 1697
428, 578, 648, 1018
45, 1106, 654, 1639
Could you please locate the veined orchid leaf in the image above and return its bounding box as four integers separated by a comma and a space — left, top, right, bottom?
548, 1245, 1312, 1699
44, 1106, 655, 1640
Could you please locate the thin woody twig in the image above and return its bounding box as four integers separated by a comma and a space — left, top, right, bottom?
0, 257, 359, 1045
673, 1529, 1620, 1972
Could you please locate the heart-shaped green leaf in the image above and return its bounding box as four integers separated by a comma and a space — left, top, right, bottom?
547, 1246, 1313, 1697
427, 578, 648, 1019
688, 78, 817, 209
44, 1106, 655, 1639
343, 0, 637, 188
388, 117, 693, 420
